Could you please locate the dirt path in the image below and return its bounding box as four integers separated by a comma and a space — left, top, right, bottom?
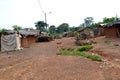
0, 37, 119, 80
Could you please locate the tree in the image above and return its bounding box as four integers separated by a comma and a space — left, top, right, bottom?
79, 23, 85, 28
103, 17, 117, 23
35, 21, 47, 32
70, 26, 75, 32
49, 25, 56, 35
57, 23, 70, 34
12, 25, 22, 30
84, 17, 94, 27
92, 17, 119, 28
0, 28, 6, 34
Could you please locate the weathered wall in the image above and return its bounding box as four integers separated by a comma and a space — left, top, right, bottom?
21, 37, 29, 48
104, 27, 117, 38
21, 35, 36, 48
28, 36, 36, 45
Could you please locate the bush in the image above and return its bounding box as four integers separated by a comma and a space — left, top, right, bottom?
73, 31, 78, 37
77, 45, 93, 51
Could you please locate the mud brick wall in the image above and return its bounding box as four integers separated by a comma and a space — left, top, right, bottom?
104, 27, 117, 38
21, 35, 36, 48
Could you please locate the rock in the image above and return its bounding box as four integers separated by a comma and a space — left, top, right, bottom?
75, 40, 92, 46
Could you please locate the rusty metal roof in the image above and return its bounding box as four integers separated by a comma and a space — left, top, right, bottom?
103, 21, 120, 27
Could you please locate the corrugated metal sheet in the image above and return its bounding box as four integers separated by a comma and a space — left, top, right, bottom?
103, 21, 120, 27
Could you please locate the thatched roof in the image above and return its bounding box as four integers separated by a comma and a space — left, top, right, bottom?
6, 30, 40, 36
19, 30, 39, 36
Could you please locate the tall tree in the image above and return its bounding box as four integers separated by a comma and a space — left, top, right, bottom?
84, 17, 94, 27
12, 25, 22, 30
49, 25, 56, 35
57, 23, 70, 33
35, 21, 47, 32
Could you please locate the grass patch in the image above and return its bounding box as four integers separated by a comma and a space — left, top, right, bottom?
67, 47, 75, 51
75, 51, 86, 56
77, 45, 93, 51
85, 54, 101, 61
56, 49, 75, 55
57, 45, 102, 61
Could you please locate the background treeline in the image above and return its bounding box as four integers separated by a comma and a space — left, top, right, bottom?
1, 17, 119, 36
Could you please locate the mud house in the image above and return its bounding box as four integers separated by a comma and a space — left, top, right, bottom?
100, 21, 120, 38
0, 30, 39, 52
77, 27, 103, 38
19, 30, 39, 48
0, 32, 22, 52
5, 30, 40, 48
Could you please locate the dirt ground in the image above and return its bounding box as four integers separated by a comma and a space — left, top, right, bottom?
0, 37, 120, 80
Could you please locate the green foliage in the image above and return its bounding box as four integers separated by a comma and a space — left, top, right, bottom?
75, 51, 86, 56
12, 25, 22, 30
57, 23, 70, 34
0, 28, 6, 33
103, 17, 117, 23
92, 22, 103, 28
57, 49, 74, 55
91, 17, 118, 28
84, 54, 101, 61
49, 25, 56, 35
57, 45, 101, 61
69, 26, 76, 32
35, 21, 47, 32
77, 45, 93, 51
67, 47, 75, 51
73, 31, 78, 37
84, 17, 94, 27
69, 26, 81, 32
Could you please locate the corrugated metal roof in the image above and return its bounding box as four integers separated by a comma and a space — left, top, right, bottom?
104, 21, 120, 27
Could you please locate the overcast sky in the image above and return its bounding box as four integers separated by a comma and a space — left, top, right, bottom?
0, 0, 120, 29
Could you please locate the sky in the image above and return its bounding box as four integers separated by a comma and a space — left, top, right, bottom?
0, 0, 120, 29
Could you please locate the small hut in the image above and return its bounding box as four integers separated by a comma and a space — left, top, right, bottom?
77, 27, 103, 38
19, 30, 39, 48
100, 21, 120, 38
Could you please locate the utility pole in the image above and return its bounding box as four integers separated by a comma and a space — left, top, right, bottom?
44, 12, 51, 32
44, 12, 47, 30
37, 0, 51, 32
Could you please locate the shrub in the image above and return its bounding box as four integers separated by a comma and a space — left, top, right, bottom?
73, 31, 78, 37
77, 45, 93, 51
